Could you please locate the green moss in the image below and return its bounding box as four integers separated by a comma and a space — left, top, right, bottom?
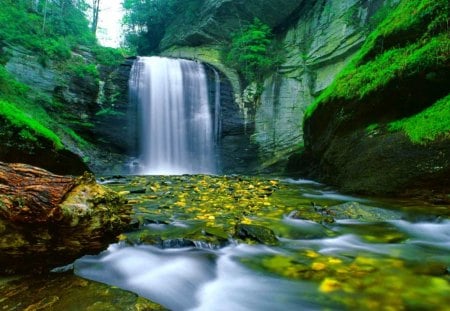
388, 94, 450, 143
64, 127, 89, 148
95, 108, 125, 117
305, 0, 449, 119
366, 124, 379, 132
0, 100, 63, 149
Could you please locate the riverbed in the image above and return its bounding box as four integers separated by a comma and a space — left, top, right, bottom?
73, 175, 450, 310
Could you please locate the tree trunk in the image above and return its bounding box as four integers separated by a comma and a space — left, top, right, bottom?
0, 162, 76, 223
0, 162, 131, 274
91, 0, 100, 34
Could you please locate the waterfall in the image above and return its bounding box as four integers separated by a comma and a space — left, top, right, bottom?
129, 56, 218, 175
213, 68, 221, 143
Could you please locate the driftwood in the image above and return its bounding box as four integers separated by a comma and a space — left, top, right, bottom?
0, 161, 131, 274
0, 162, 76, 223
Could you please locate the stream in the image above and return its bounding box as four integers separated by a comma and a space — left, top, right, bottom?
72, 175, 449, 310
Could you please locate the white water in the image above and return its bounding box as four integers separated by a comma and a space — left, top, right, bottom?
129, 56, 218, 175
75, 244, 321, 311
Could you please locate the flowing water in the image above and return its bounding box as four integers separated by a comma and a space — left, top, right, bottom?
129, 57, 218, 175
74, 175, 450, 311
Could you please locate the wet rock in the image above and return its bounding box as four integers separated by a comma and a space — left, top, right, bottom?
162, 238, 196, 249
328, 202, 402, 221
235, 224, 278, 245
0, 162, 132, 274
0, 273, 166, 310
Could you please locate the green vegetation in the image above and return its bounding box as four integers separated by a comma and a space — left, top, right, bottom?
67, 56, 99, 80
0, 0, 95, 60
92, 46, 125, 67
0, 0, 126, 157
225, 18, 280, 83
0, 100, 63, 149
122, 0, 180, 54
389, 94, 450, 143
314, 34, 447, 103
305, 0, 449, 119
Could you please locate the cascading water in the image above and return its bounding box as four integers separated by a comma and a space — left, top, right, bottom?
129, 56, 218, 175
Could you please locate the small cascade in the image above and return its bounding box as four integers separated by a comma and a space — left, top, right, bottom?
129, 56, 218, 175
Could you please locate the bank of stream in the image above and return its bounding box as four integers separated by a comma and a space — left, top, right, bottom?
71, 175, 450, 310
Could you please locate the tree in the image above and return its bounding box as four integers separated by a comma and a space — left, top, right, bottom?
225, 18, 276, 83
91, 0, 100, 34
122, 0, 178, 54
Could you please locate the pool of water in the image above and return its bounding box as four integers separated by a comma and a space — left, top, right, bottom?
75, 175, 450, 310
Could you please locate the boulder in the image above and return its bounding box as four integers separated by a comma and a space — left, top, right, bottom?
0, 162, 131, 274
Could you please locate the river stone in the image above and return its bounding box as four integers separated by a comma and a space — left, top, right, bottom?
328, 202, 402, 221
235, 224, 278, 245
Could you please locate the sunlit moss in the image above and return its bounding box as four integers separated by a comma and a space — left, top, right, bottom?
388, 94, 450, 143
305, 0, 449, 119
0, 100, 63, 149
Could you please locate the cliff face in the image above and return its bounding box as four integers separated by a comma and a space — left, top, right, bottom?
1, 44, 133, 174
161, 0, 390, 171
159, 0, 449, 197
161, 0, 307, 50
296, 0, 450, 196
253, 0, 388, 167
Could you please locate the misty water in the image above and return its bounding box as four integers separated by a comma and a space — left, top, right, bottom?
74, 176, 450, 310
129, 57, 218, 175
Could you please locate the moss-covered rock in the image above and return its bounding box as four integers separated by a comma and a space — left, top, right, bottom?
293, 0, 450, 196
0, 273, 166, 310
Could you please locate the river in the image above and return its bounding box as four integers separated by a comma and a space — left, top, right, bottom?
73, 175, 450, 310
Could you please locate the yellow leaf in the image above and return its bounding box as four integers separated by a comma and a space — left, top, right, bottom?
319, 278, 341, 293
327, 257, 342, 265
175, 201, 186, 207
305, 250, 319, 258
312, 262, 326, 271
117, 234, 127, 241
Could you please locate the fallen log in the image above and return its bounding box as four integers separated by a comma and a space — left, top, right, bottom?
0, 162, 131, 274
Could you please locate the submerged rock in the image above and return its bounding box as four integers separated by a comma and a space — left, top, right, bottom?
0, 162, 131, 274
235, 224, 278, 245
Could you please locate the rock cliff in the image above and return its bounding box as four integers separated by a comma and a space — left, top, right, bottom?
159, 0, 449, 197
161, 0, 391, 171
1, 44, 133, 175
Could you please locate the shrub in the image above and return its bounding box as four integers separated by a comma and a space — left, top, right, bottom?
225, 18, 280, 83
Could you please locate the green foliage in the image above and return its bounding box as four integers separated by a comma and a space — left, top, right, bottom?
92, 46, 125, 67
95, 108, 125, 117
67, 56, 99, 80
0, 99, 63, 149
122, 0, 179, 54
305, 0, 449, 119
388, 94, 450, 143
0, 0, 95, 60
0, 66, 29, 96
225, 18, 279, 83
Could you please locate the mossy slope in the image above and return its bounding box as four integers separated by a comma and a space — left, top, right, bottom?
295, 0, 450, 196
0, 1, 127, 174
